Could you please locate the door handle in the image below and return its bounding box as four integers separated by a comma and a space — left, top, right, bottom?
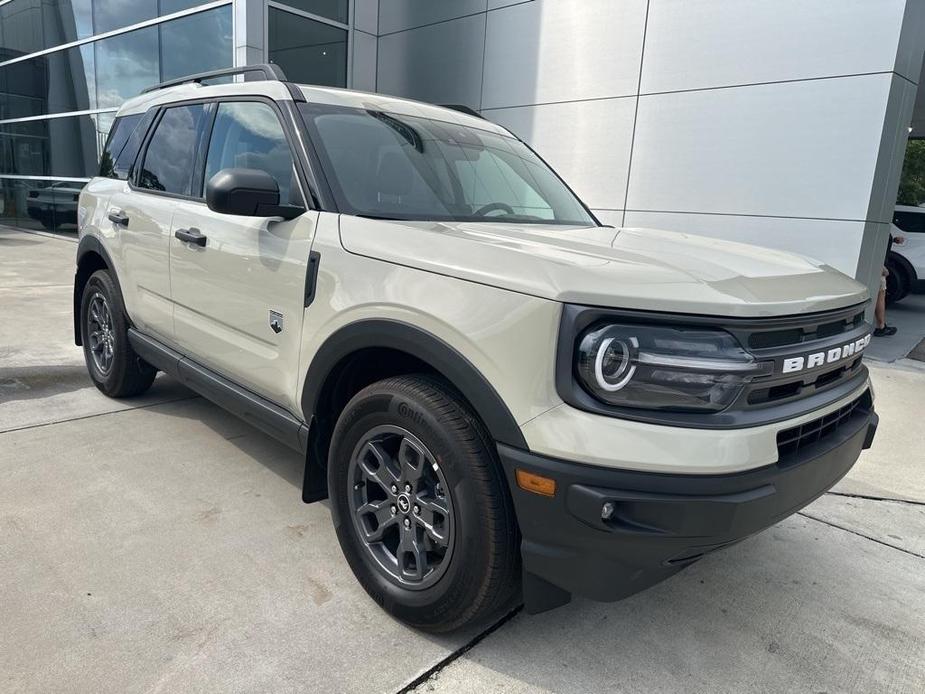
174, 227, 207, 247
108, 210, 129, 227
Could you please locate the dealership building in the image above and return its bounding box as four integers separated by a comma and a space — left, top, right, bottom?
1, 0, 923, 302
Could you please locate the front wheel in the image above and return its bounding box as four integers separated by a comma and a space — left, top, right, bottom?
328, 375, 520, 632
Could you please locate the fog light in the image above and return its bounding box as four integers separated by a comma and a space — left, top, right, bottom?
515, 469, 556, 497
601, 501, 616, 520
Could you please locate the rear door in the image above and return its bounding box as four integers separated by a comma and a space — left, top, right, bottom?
169, 99, 317, 407
107, 104, 209, 343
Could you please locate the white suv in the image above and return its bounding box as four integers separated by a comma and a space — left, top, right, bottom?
888, 204, 925, 303
74, 65, 878, 632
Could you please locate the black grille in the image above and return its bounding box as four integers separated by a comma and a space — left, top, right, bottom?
776, 391, 871, 462
748, 310, 865, 349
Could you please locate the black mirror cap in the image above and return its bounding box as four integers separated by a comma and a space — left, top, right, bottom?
206, 168, 304, 219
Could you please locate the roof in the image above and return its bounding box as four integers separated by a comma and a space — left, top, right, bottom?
115, 79, 511, 137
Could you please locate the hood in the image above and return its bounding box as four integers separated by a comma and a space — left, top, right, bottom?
338, 217, 868, 318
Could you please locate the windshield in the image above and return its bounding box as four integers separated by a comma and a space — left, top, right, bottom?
300, 103, 597, 226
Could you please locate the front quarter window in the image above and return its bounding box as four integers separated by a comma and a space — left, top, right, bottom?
301, 104, 596, 226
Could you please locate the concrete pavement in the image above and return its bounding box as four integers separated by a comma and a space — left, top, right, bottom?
2, 227, 924, 693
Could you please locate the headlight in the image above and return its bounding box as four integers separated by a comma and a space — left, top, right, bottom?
576, 324, 771, 412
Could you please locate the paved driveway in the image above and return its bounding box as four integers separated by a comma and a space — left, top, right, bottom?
2, 227, 924, 693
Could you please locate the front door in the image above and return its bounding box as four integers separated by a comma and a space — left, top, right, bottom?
169, 100, 317, 408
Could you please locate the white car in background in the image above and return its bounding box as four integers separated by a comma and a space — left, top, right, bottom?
888, 205, 925, 304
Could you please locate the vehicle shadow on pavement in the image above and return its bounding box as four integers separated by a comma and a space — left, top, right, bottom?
0, 363, 93, 403
414, 512, 925, 693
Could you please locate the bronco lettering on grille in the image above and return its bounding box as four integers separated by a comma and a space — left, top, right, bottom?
781, 334, 871, 374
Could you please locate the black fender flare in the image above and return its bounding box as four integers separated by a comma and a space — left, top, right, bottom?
74, 235, 123, 345
300, 319, 528, 450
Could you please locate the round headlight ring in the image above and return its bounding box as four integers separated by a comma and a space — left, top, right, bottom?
594, 336, 638, 392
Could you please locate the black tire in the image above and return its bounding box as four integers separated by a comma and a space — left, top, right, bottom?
885, 255, 911, 305
80, 269, 156, 397
328, 375, 520, 633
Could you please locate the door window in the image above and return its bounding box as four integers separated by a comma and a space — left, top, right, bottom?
204, 101, 301, 206
138, 103, 207, 196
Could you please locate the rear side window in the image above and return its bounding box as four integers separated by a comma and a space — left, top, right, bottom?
139, 104, 208, 196
100, 114, 145, 180
893, 210, 925, 233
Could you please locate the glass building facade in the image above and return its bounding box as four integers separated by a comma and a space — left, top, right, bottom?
0, 0, 351, 231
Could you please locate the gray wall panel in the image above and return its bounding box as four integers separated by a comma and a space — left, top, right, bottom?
378, 0, 486, 35
488, 97, 636, 210
867, 75, 918, 225
622, 211, 868, 279
641, 0, 908, 94
626, 74, 895, 221
354, 0, 379, 35
351, 30, 377, 92
895, 0, 925, 81
376, 13, 486, 106
481, 0, 646, 110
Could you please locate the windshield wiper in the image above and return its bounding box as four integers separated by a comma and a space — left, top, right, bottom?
355, 213, 410, 221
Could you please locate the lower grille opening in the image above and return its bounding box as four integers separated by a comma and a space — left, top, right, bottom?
776, 391, 871, 463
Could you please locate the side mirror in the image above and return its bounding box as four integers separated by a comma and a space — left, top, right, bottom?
205, 168, 304, 219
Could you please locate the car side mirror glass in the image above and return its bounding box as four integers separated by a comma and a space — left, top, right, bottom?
205, 168, 304, 220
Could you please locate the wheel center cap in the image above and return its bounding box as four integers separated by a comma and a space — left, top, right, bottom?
397, 493, 411, 513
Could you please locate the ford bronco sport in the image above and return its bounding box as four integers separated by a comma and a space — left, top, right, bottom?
74, 65, 878, 632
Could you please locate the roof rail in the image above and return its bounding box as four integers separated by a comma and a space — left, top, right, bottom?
440, 104, 484, 119
141, 64, 289, 94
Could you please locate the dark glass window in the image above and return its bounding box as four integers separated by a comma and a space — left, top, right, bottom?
159, 1, 207, 16
274, 0, 348, 24
892, 211, 925, 234
0, 42, 94, 119
1, 176, 86, 231
159, 6, 232, 83
0, 0, 93, 56
139, 104, 207, 196
0, 114, 98, 178
268, 8, 347, 87
204, 101, 300, 205
95, 25, 159, 109
99, 113, 146, 179
0, 6, 232, 118
92, 0, 157, 35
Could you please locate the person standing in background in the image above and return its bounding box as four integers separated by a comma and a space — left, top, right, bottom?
873, 231, 907, 337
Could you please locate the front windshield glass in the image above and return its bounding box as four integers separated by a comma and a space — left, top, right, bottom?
300, 103, 597, 226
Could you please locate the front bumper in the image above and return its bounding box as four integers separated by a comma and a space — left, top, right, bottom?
499, 393, 877, 612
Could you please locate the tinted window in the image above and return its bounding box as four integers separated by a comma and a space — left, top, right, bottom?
893, 211, 925, 234
139, 104, 207, 195
0, 0, 93, 55
268, 8, 347, 87
204, 101, 300, 206
92, 0, 156, 35
99, 113, 151, 180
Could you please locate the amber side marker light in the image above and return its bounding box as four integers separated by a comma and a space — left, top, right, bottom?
515, 469, 557, 497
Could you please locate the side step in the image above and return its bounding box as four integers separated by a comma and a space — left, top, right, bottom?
128, 328, 308, 454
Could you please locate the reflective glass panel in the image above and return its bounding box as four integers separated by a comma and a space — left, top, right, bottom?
268, 8, 347, 87
0, 43, 94, 118
92, 0, 157, 35
0, 176, 86, 232
0, 0, 93, 56
94, 25, 159, 109
159, 6, 232, 83
0, 114, 99, 178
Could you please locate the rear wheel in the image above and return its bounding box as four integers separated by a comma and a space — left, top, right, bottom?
80, 269, 156, 397
328, 375, 519, 632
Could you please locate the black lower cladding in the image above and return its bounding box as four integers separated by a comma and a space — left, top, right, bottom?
498, 391, 877, 607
